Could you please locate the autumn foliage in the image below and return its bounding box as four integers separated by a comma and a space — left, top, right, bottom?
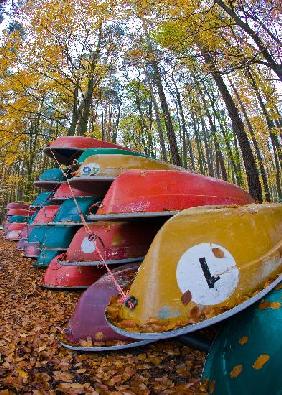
0, 0, 281, 207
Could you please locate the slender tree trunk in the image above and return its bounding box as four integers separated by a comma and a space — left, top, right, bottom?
191, 112, 207, 174
204, 106, 228, 180
230, 80, 271, 201
172, 75, 195, 169
203, 52, 262, 201
202, 82, 243, 185
68, 80, 79, 136
247, 70, 282, 199
76, 27, 102, 135
142, 21, 181, 165
214, 0, 282, 81
200, 117, 214, 177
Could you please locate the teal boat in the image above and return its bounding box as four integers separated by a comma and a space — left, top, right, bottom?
202, 284, 282, 394
34, 226, 79, 267
51, 196, 98, 224
7, 215, 29, 223
34, 168, 66, 190
77, 148, 145, 164
30, 191, 53, 208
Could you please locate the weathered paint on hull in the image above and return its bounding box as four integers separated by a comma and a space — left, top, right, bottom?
5, 202, 29, 210
6, 215, 29, 223
65, 264, 139, 344
34, 250, 64, 268
51, 197, 98, 223
51, 182, 92, 201
30, 191, 53, 208
63, 221, 164, 266
7, 208, 35, 217
43, 254, 106, 288
96, 170, 254, 218
70, 155, 178, 194
5, 223, 27, 241
40, 226, 79, 249
23, 206, 61, 256
106, 204, 282, 338
44, 136, 130, 165
34, 168, 66, 190
17, 237, 28, 251
38, 168, 66, 182
24, 242, 41, 258
32, 205, 60, 225
202, 284, 282, 395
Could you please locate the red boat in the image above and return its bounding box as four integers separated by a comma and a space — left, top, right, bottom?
6, 208, 35, 217
62, 264, 145, 350
44, 136, 129, 165
60, 221, 164, 266
43, 254, 106, 289
5, 223, 27, 241
5, 202, 29, 210
32, 205, 60, 225
51, 182, 92, 201
88, 170, 254, 221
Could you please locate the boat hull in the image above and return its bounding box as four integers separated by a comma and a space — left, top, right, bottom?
33, 180, 62, 190
106, 204, 282, 338
52, 197, 98, 223
202, 284, 282, 395
65, 264, 139, 344
43, 254, 106, 288
63, 221, 163, 265
30, 191, 53, 208
6, 208, 35, 217
95, 170, 254, 218
51, 182, 93, 201
32, 205, 60, 225
44, 136, 130, 165
77, 148, 143, 164
5, 202, 29, 210
70, 155, 177, 194
5, 223, 27, 241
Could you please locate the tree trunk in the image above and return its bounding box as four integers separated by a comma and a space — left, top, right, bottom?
203, 52, 262, 201
172, 75, 195, 169
230, 80, 271, 201
76, 27, 103, 135
202, 81, 243, 185
247, 70, 282, 199
214, 0, 282, 81
142, 21, 181, 165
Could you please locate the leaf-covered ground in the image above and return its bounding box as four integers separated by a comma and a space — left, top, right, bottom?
0, 235, 206, 394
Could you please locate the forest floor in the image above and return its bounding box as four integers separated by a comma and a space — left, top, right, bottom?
0, 235, 207, 395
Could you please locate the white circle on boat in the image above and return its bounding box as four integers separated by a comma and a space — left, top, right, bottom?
81, 237, 96, 254
176, 243, 239, 305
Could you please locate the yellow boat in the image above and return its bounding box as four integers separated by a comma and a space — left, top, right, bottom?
106, 204, 282, 339
69, 154, 179, 194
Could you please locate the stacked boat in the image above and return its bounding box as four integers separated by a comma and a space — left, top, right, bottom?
3, 202, 35, 241
3, 135, 282, 390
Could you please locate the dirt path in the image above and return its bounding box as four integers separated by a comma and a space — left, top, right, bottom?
0, 236, 206, 394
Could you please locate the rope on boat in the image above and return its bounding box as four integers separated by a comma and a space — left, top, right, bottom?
48, 149, 130, 303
